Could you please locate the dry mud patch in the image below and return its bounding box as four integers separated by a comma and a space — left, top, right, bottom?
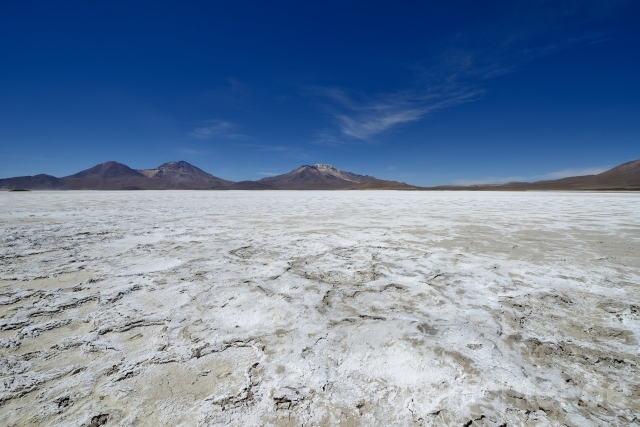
0, 191, 639, 426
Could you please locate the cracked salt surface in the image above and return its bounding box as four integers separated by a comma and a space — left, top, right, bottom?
0, 191, 639, 426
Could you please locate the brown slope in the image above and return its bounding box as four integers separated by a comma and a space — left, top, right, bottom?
230, 181, 276, 190
346, 179, 419, 190
426, 159, 640, 191
257, 164, 377, 189
578, 159, 640, 189
499, 159, 640, 190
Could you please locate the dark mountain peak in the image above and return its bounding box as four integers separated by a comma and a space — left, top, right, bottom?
153, 161, 218, 179
67, 161, 143, 179
137, 161, 233, 188
157, 160, 195, 171
140, 160, 215, 179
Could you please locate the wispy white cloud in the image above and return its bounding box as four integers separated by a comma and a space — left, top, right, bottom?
188, 120, 248, 140
313, 87, 483, 142
336, 106, 423, 140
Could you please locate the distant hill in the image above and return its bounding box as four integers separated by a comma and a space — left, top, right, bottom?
0, 174, 61, 190
540, 159, 640, 190
429, 159, 640, 191
1, 159, 638, 191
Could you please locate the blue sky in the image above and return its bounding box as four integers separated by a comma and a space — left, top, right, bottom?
1, 1, 639, 185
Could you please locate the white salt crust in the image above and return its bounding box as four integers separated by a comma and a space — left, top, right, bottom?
0, 191, 638, 426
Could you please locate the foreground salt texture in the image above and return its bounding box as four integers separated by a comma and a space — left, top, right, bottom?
0, 191, 638, 426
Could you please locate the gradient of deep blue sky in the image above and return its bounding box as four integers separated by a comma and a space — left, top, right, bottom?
1, 1, 639, 185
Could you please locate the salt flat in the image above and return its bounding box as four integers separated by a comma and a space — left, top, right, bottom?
0, 191, 638, 426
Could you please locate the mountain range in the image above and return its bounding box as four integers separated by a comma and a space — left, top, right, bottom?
1, 159, 639, 191
0, 161, 415, 191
